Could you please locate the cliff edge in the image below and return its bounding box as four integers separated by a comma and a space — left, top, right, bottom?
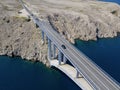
24, 0, 120, 43
0, 0, 49, 66
0, 0, 120, 65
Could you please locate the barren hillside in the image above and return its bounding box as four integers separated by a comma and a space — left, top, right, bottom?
0, 0, 120, 65
0, 0, 49, 65
24, 0, 120, 43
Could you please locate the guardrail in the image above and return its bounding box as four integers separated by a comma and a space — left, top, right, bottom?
19, 0, 120, 89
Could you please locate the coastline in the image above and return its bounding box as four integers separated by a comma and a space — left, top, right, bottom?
0, 0, 49, 66
0, 0, 120, 67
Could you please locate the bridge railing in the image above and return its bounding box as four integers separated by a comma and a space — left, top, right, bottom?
70, 43, 120, 87
19, 0, 120, 89
52, 25, 120, 87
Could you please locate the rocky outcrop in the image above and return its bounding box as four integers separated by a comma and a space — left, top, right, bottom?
47, 2, 120, 43
0, 0, 120, 65
0, 0, 49, 66
24, 0, 120, 43
0, 16, 49, 65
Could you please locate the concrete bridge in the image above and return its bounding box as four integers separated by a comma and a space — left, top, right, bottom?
20, 0, 120, 90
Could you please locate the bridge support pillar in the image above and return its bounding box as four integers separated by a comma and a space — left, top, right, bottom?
63, 56, 67, 64
35, 23, 39, 28
76, 69, 79, 78
52, 44, 56, 59
48, 38, 52, 60
58, 50, 62, 65
41, 31, 44, 41
46, 35, 48, 44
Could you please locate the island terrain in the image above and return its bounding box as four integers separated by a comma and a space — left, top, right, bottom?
0, 0, 120, 65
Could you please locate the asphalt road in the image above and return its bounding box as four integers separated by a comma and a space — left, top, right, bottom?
20, 0, 120, 89
41, 21, 120, 90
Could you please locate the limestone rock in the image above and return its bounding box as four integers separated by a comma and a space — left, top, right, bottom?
0, 0, 48, 65
0, 0, 120, 66
24, 0, 120, 43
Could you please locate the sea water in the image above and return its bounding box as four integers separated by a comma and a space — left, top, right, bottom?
0, 56, 80, 90
0, 0, 120, 90
75, 36, 120, 83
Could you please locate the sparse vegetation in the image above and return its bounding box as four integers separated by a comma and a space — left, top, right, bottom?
111, 10, 118, 16
3, 5, 11, 11
64, 6, 71, 9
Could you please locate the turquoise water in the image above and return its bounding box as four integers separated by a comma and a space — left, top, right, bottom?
0, 56, 80, 90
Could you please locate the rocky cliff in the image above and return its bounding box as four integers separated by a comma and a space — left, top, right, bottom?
0, 0, 120, 65
0, 0, 49, 66
24, 0, 120, 43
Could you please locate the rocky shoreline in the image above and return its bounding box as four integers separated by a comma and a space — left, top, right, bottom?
0, 0, 120, 66
0, 16, 49, 66
24, 0, 120, 43
0, 0, 49, 66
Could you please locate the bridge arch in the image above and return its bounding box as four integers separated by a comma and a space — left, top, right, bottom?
49, 59, 93, 90
19, 0, 120, 89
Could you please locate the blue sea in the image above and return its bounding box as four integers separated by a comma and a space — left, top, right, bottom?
101, 0, 120, 4
75, 36, 120, 83
0, 56, 80, 90
0, 0, 120, 90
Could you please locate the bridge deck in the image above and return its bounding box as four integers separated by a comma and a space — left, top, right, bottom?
50, 59, 93, 90
20, 0, 120, 89
41, 21, 120, 90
